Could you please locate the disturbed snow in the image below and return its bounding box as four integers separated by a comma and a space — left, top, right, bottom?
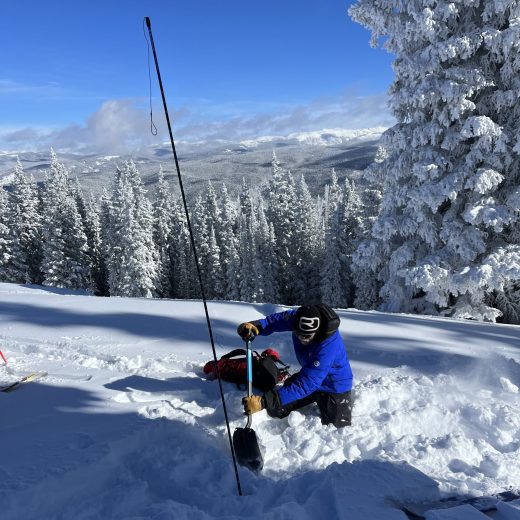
0, 283, 519, 519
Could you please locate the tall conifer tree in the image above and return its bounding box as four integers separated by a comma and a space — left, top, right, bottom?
320, 170, 344, 306
255, 201, 280, 303
41, 151, 91, 290
292, 174, 320, 303
6, 159, 43, 284
350, 0, 520, 320
169, 198, 196, 299
84, 195, 109, 296
219, 185, 240, 300
0, 188, 11, 281
266, 152, 298, 303
106, 162, 157, 297
153, 167, 174, 298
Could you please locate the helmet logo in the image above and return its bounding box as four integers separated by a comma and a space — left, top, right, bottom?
299, 316, 320, 332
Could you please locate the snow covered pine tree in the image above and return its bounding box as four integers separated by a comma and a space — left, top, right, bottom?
350, 0, 520, 322
106, 161, 158, 298
5, 159, 43, 284
41, 151, 91, 291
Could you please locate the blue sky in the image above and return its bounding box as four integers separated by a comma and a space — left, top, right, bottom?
1, 0, 395, 153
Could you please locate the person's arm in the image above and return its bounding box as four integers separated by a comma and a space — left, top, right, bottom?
275, 344, 335, 406
237, 309, 297, 342
257, 309, 297, 336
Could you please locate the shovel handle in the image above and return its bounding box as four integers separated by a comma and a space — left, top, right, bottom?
246, 339, 253, 398
246, 339, 253, 428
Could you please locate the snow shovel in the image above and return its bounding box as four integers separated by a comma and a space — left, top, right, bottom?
232, 339, 264, 472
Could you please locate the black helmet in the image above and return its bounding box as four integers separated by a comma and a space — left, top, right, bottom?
294, 305, 322, 335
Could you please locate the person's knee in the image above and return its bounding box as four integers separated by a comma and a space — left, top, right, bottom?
267, 407, 291, 419
322, 415, 351, 428
318, 390, 352, 427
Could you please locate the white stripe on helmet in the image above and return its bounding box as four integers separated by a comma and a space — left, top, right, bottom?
299, 316, 320, 332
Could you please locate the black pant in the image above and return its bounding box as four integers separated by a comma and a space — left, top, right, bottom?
267, 389, 353, 428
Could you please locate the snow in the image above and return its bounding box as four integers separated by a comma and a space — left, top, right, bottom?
1, 172, 16, 186
0, 282, 519, 519
497, 500, 520, 519
238, 127, 386, 148
287, 127, 387, 146
424, 504, 489, 519
239, 135, 285, 148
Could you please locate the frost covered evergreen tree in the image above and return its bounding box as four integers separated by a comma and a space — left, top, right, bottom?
202, 182, 226, 299
41, 151, 91, 290
292, 174, 320, 303
321, 178, 364, 308
71, 181, 108, 295
321, 206, 344, 307
321, 169, 342, 230
350, 0, 520, 321
320, 170, 345, 306
491, 280, 520, 323
0, 188, 11, 280
266, 152, 298, 304
126, 160, 159, 282
254, 201, 280, 303
219, 185, 241, 300
98, 188, 112, 294
106, 162, 158, 297
5, 159, 43, 284
169, 198, 197, 299
204, 182, 221, 231
84, 195, 109, 296
238, 209, 259, 303
106, 170, 131, 295
493, 173, 520, 323
153, 167, 174, 298
339, 179, 364, 306
191, 193, 211, 292
353, 188, 382, 310
239, 178, 253, 226
206, 225, 225, 299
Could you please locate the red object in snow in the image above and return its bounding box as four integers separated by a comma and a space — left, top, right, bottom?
0, 350, 7, 364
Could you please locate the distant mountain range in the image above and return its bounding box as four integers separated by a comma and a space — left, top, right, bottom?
0, 127, 384, 198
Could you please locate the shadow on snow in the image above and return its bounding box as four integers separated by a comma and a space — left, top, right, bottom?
1, 377, 440, 520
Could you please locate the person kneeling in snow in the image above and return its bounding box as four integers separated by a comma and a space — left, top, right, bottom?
237, 304, 353, 428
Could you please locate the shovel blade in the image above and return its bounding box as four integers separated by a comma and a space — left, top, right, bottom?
233, 427, 264, 472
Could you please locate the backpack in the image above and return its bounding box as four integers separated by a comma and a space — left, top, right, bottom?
317, 303, 341, 337
203, 348, 290, 392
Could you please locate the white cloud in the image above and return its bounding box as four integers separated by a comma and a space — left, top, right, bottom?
2, 127, 42, 143
51, 99, 158, 153
172, 90, 395, 141
0, 99, 159, 153
0, 91, 394, 153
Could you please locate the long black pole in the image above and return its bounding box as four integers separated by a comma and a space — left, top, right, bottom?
144, 16, 243, 497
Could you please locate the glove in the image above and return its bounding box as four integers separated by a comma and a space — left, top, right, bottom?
237, 321, 260, 341
242, 395, 264, 415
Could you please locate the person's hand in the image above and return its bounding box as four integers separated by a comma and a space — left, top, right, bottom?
237, 322, 260, 341
242, 395, 264, 415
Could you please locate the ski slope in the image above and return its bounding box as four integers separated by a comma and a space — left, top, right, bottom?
0, 282, 519, 519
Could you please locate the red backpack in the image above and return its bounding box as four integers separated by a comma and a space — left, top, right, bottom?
203, 348, 290, 392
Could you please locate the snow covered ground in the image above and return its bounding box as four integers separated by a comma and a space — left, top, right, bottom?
0, 282, 519, 519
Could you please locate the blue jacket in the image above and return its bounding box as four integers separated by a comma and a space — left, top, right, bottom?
258, 309, 353, 406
